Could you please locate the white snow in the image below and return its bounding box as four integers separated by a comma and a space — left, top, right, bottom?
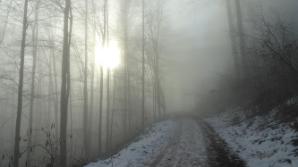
207, 109, 298, 167
84, 120, 178, 167
152, 119, 208, 167
85, 118, 209, 167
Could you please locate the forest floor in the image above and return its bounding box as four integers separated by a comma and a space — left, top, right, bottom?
85, 117, 245, 167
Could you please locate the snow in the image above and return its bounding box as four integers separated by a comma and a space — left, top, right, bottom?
207, 109, 298, 167
152, 119, 208, 167
85, 118, 209, 167
84, 120, 178, 167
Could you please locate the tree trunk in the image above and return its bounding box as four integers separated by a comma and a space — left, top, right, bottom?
69, 84, 74, 165
235, 0, 246, 76
121, 0, 131, 139
13, 0, 28, 166
89, 12, 96, 161
53, 52, 59, 138
26, 1, 39, 165
60, 0, 71, 166
106, 69, 111, 152
83, 0, 90, 159
98, 66, 103, 155
225, 0, 239, 78
141, 0, 145, 129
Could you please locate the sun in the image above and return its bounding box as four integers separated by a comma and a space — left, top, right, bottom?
95, 42, 121, 70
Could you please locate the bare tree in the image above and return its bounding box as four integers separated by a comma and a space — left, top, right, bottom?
141, 0, 146, 129
120, 0, 132, 138
59, 0, 72, 166
13, 0, 29, 166
98, 66, 103, 155
106, 69, 111, 152
89, 0, 97, 158
26, 0, 40, 165
235, 0, 247, 76
83, 0, 90, 159
225, 0, 239, 78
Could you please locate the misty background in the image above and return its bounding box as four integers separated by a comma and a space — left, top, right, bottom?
1, 0, 298, 166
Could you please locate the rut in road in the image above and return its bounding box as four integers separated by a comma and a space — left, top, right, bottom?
84, 118, 245, 167
149, 119, 208, 167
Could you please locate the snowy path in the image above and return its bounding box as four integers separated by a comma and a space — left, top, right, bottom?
85, 118, 209, 167
148, 119, 208, 167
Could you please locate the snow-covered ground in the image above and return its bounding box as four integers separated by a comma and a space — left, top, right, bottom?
152, 119, 208, 167
85, 120, 178, 167
85, 118, 208, 167
207, 109, 298, 167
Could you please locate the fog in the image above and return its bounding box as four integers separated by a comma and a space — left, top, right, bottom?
162, 0, 233, 113
162, 0, 298, 113
1, 0, 298, 166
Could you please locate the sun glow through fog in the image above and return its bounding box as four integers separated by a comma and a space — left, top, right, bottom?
95, 42, 121, 70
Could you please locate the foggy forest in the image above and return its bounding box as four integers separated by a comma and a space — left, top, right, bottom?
1, 0, 298, 167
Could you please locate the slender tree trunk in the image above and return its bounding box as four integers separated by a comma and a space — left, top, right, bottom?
53, 52, 59, 138
89, 18, 95, 160
13, 0, 28, 166
153, 48, 158, 121
106, 69, 110, 152
225, 0, 239, 78
98, 66, 103, 155
121, 0, 131, 138
153, 79, 156, 121
156, 54, 161, 118
235, 0, 246, 76
141, 0, 145, 129
69, 85, 73, 166
48, 58, 53, 126
60, 0, 71, 166
48, 22, 59, 138
49, 39, 55, 129
26, 1, 39, 165
103, 0, 112, 154
83, 0, 90, 159
110, 73, 116, 151
89, 0, 97, 159
99, 0, 109, 155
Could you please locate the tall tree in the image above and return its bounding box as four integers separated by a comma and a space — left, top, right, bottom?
13, 0, 29, 166
88, 0, 103, 156
83, 0, 90, 158
89, 0, 97, 158
97, 0, 109, 155
104, 0, 111, 153
98, 66, 103, 155
225, 0, 239, 78
26, 0, 40, 165
106, 69, 111, 152
52, 47, 60, 138
235, 0, 246, 76
60, 0, 72, 166
141, 0, 145, 129
120, 0, 131, 138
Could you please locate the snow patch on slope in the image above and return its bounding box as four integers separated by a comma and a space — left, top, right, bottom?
84, 120, 177, 167
207, 109, 298, 167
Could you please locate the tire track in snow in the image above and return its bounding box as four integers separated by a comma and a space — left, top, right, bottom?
150, 118, 208, 167
145, 119, 182, 167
